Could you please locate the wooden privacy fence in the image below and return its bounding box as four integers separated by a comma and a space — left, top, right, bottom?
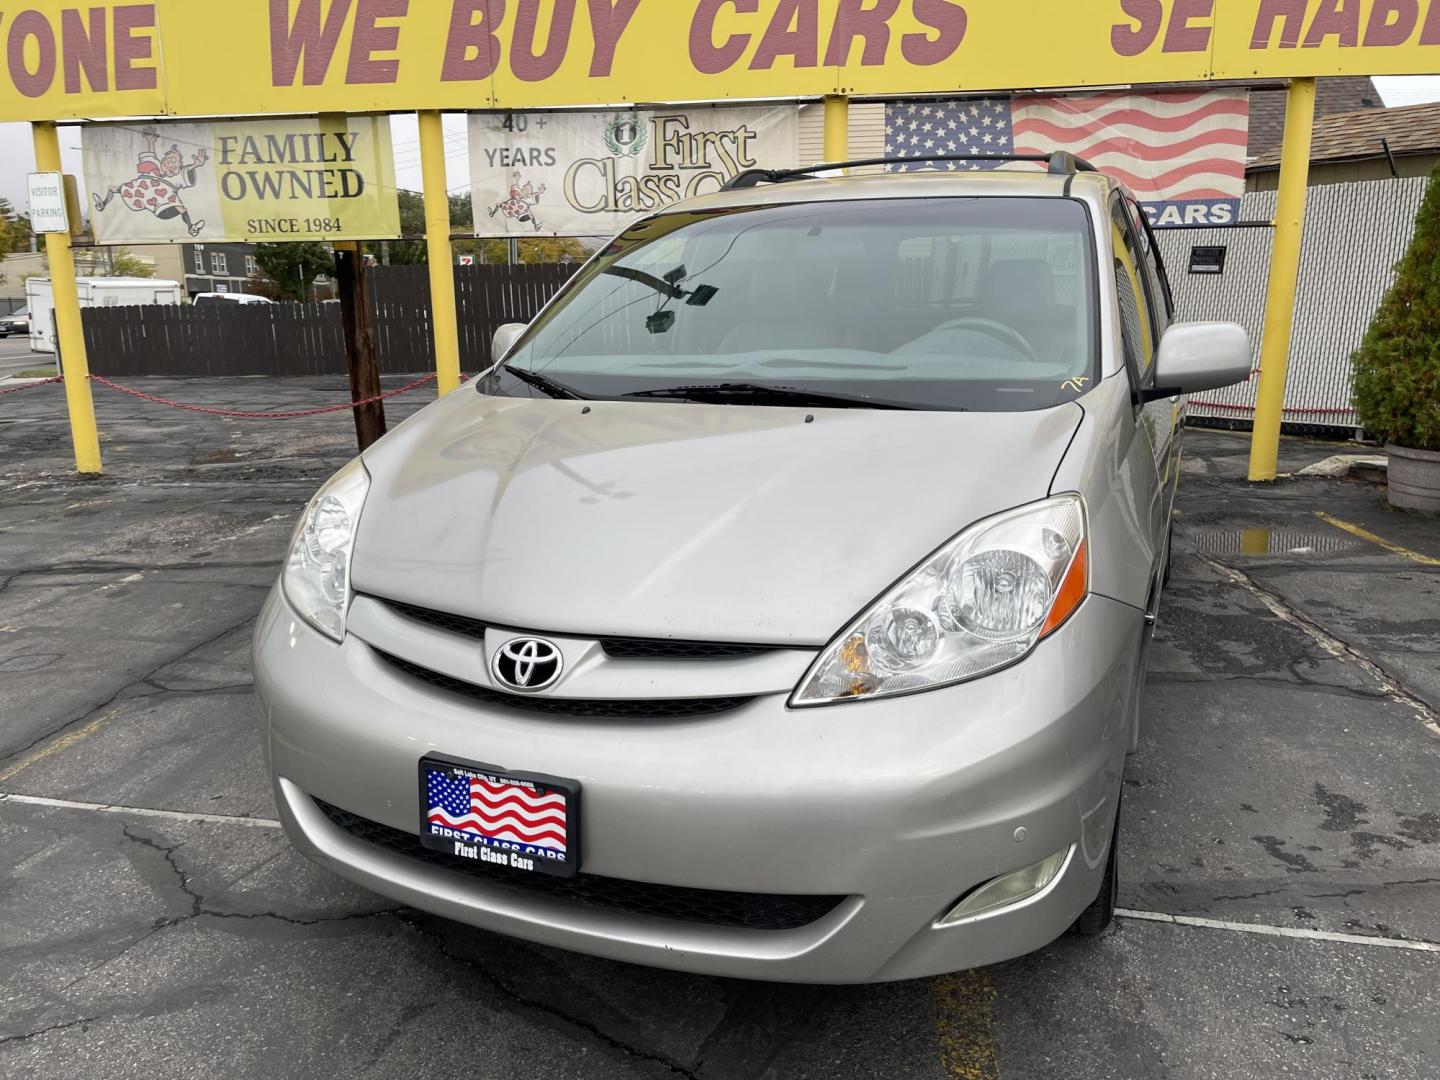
82, 303, 346, 377
81, 263, 577, 378
370, 263, 574, 374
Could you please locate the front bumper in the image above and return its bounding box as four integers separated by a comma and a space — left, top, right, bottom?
254, 588, 1141, 983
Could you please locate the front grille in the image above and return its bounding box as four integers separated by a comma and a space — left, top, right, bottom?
315, 799, 845, 931
600, 638, 776, 660
374, 650, 754, 719
367, 594, 779, 661
374, 596, 490, 641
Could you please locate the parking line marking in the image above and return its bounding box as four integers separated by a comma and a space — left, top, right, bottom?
1119, 909, 1440, 953
0, 707, 126, 785
1201, 556, 1440, 738
933, 970, 1001, 1079
1314, 512, 1440, 567
0, 792, 282, 828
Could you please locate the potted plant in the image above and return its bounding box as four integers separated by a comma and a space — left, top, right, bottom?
1352, 164, 1440, 511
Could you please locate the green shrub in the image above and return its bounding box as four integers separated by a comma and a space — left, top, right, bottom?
1352, 164, 1440, 451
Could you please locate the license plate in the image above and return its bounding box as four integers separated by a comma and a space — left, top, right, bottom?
419, 754, 581, 879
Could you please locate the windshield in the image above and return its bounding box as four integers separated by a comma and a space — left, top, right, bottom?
498, 197, 1097, 412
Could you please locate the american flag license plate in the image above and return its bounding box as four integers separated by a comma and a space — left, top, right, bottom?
419, 755, 581, 879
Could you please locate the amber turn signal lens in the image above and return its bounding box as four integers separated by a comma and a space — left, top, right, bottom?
1040, 539, 1087, 639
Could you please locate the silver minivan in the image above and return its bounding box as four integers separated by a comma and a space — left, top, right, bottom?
253, 156, 1251, 983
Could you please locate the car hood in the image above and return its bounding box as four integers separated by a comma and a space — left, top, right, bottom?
353, 391, 1082, 646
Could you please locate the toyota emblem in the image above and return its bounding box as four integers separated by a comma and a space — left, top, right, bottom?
491, 637, 563, 692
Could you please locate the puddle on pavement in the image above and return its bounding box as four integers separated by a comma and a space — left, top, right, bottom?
1189, 527, 1366, 557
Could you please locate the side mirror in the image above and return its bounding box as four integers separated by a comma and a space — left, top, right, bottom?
491, 322, 526, 364
1143, 322, 1252, 402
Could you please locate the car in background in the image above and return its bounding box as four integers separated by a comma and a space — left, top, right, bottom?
0, 308, 30, 337
192, 292, 275, 307
254, 153, 1253, 984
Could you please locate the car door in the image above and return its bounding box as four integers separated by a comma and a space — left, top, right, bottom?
1126, 195, 1183, 527
1108, 196, 1170, 598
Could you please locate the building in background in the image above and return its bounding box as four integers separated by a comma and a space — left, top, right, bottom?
0, 251, 50, 301
2, 247, 174, 301
1248, 100, 1440, 191
1244, 75, 1381, 161
180, 242, 263, 296
95, 244, 186, 283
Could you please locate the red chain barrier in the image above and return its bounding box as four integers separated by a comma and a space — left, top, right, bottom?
0, 375, 63, 396
86, 372, 438, 419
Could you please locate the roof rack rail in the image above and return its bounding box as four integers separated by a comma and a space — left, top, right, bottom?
721, 152, 1098, 190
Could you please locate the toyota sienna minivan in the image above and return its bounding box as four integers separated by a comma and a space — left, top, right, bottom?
253, 154, 1252, 983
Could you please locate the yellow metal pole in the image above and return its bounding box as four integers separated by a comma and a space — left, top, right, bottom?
418, 110, 462, 396
823, 94, 849, 164
1248, 78, 1316, 482
32, 122, 101, 474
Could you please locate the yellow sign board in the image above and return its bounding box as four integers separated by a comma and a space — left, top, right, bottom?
85, 116, 400, 243
2, 1, 1438, 122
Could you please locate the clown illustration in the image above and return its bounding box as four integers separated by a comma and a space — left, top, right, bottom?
488, 171, 547, 231
93, 128, 209, 237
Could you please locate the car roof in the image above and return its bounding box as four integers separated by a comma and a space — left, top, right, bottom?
673, 167, 1118, 215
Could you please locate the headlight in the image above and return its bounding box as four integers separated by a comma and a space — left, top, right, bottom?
792, 494, 1087, 706
282, 457, 370, 641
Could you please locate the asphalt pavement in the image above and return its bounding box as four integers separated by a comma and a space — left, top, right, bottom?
1, 377, 1437, 1079
0, 338, 49, 379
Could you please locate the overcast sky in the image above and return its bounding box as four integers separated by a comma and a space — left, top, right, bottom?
2, 76, 1436, 219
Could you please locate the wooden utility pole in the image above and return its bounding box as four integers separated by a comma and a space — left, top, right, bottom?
334, 243, 387, 451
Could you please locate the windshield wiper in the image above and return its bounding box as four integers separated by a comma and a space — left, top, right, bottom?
622, 382, 911, 410
503, 365, 586, 400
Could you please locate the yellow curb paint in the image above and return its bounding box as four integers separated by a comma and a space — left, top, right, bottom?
1314, 512, 1440, 567
934, 971, 1001, 1079
1241, 528, 1271, 556
0, 708, 122, 785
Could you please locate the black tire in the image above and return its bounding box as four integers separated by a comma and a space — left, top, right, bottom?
1072, 797, 1120, 936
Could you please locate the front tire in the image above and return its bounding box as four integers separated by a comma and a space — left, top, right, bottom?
1072, 797, 1120, 936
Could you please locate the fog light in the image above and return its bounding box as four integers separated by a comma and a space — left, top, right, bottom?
936, 846, 1073, 927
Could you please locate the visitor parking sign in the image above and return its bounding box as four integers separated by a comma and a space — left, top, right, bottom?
26, 171, 69, 234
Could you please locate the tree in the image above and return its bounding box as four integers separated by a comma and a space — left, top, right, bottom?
388, 190, 428, 265
381, 190, 590, 266
478, 236, 590, 264
255, 242, 332, 302
108, 250, 156, 278
0, 197, 33, 263
386, 190, 475, 265
1352, 163, 1440, 452
246, 272, 287, 301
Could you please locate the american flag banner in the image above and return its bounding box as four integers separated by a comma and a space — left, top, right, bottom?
885, 91, 1250, 228
426, 768, 569, 854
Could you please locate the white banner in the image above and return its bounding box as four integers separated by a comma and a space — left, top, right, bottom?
469, 108, 799, 238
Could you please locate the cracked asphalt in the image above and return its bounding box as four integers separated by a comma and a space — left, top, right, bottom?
2, 378, 1438, 1079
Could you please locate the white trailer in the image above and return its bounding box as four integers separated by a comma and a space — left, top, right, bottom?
25, 277, 183, 354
